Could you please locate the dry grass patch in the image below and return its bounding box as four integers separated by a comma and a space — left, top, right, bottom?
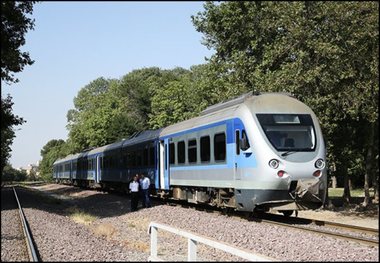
66, 206, 97, 225
92, 223, 117, 239
123, 240, 150, 252
126, 217, 150, 230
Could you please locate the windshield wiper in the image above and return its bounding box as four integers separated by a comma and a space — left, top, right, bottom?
281, 150, 297, 157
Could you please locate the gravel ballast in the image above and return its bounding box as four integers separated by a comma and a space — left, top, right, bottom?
2, 185, 378, 261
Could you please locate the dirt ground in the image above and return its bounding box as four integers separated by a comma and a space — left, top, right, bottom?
297, 205, 378, 229
29, 183, 379, 229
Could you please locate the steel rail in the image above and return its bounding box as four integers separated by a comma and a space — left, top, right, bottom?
258, 218, 378, 247
307, 218, 378, 235
13, 187, 39, 262
259, 212, 378, 236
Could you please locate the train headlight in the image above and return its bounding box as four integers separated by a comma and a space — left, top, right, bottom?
269, 159, 279, 169
315, 159, 325, 169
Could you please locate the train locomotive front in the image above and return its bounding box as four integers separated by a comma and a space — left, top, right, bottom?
235, 93, 327, 214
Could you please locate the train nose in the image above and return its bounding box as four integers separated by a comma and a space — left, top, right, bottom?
289, 178, 322, 203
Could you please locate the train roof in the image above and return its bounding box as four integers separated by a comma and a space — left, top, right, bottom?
160, 92, 307, 137
53, 153, 79, 165
53, 129, 162, 165
122, 129, 161, 147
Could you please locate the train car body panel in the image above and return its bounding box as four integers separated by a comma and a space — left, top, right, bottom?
158, 92, 326, 212
53, 92, 327, 213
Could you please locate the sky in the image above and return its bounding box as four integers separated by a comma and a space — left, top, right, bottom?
2, 1, 215, 169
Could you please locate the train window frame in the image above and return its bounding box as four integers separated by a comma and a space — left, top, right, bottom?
64, 163, 70, 172
177, 141, 185, 164
143, 146, 149, 166
256, 113, 317, 152
88, 159, 92, 171
169, 142, 175, 164
235, 130, 240, 155
214, 132, 226, 162
200, 135, 211, 163
241, 129, 250, 151
188, 138, 197, 164
149, 145, 155, 166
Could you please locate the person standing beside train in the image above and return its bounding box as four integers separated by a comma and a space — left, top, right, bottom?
129, 174, 140, 212
139, 173, 151, 208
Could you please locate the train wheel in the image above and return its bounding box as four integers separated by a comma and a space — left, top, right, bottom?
280, 210, 294, 217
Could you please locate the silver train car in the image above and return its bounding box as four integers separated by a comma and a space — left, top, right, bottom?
53, 92, 327, 215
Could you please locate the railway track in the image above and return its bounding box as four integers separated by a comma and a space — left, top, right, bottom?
12, 187, 40, 262
155, 196, 378, 247
254, 213, 378, 247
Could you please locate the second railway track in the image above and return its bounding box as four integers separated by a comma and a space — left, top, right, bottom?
156, 196, 379, 247
254, 213, 378, 247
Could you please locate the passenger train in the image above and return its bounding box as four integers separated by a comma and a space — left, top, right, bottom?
53, 92, 327, 215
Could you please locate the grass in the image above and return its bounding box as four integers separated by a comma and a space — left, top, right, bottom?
328, 187, 375, 198
92, 223, 117, 239
66, 206, 97, 225
123, 240, 150, 252
126, 218, 150, 231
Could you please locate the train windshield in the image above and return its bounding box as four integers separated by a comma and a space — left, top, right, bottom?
256, 114, 316, 152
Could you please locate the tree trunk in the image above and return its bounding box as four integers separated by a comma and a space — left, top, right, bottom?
343, 174, 351, 205
363, 122, 375, 207
331, 176, 337, 188
373, 176, 379, 203
324, 186, 334, 209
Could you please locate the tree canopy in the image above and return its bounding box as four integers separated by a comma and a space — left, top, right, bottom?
192, 1, 379, 203
1, 1, 37, 176
1, 95, 25, 175
1, 1, 37, 84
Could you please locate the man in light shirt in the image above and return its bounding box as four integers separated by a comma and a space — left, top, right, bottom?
139, 173, 151, 208
129, 174, 140, 211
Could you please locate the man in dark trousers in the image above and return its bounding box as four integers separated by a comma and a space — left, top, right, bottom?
129, 174, 140, 211
139, 173, 151, 208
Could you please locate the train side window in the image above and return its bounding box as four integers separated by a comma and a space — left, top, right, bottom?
241, 130, 250, 150
235, 130, 240, 155
169, 142, 175, 164
149, 146, 155, 166
88, 159, 92, 170
200, 136, 210, 162
188, 139, 197, 163
144, 146, 149, 166
178, 141, 185, 164
214, 133, 226, 161
136, 150, 143, 167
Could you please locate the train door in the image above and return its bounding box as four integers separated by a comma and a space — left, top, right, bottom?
96, 155, 102, 183
159, 139, 170, 190
234, 120, 251, 180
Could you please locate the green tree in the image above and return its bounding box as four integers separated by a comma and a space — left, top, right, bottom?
1, 1, 37, 175
67, 77, 123, 152
148, 64, 240, 128
193, 1, 379, 205
1, 1, 37, 83
1, 95, 26, 175
2, 163, 27, 182
39, 139, 68, 181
